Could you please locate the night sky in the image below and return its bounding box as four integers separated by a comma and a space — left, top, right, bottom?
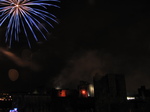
0, 0, 150, 94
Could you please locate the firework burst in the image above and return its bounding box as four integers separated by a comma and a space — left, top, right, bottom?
0, 0, 60, 47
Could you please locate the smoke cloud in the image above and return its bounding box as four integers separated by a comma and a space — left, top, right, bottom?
52, 49, 150, 94
53, 50, 113, 88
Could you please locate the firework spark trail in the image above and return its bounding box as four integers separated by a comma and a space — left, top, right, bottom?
0, 0, 60, 47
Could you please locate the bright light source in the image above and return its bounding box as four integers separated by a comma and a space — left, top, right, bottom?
55, 86, 61, 90
9, 108, 18, 112
80, 89, 88, 97
89, 84, 94, 97
81, 90, 86, 94
14, 108, 17, 111
127, 97, 135, 100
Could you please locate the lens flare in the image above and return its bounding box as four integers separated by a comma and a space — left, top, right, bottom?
0, 0, 60, 47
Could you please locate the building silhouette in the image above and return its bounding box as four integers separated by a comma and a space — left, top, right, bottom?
2, 73, 150, 112
94, 74, 127, 112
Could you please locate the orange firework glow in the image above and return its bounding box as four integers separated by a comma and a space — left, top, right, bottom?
80, 89, 88, 97
58, 90, 67, 97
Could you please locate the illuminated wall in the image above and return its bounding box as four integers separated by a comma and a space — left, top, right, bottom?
58, 90, 67, 97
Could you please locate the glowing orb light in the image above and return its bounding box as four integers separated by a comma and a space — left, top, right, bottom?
0, 0, 60, 47
8, 69, 19, 81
